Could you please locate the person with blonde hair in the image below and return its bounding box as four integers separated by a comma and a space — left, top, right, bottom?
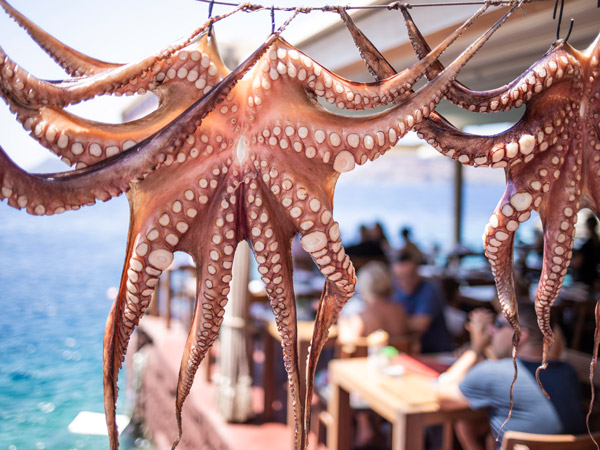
338, 261, 407, 343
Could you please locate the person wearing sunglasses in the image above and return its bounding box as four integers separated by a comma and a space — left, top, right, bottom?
435, 303, 585, 450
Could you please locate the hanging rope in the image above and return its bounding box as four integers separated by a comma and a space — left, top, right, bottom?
271, 5, 275, 34
193, 0, 549, 11
273, 8, 306, 34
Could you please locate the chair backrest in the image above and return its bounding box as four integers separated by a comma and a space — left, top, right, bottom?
500, 430, 600, 450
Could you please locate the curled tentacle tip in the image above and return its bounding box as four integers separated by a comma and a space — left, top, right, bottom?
535, 364, 551, 399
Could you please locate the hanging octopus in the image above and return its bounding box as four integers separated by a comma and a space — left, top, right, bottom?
0, 1, 519, 448
403, 7, 600, 379
340, 2, 600, 439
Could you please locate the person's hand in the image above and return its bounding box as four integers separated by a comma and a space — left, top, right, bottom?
465, 308, 494, 355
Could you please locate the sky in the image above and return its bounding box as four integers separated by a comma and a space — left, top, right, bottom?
0, 0, 368, 170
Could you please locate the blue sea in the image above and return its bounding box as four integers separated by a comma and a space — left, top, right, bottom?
0, 157, 534, 450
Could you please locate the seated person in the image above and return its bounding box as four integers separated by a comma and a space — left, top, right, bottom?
338, 261, 407, 343
392, 253, 453, 353
436, 304, 585, 449
572, 214, 600, 289
399, 226, 425, 265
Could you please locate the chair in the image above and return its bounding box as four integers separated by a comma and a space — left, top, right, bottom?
500, 430, 600, 450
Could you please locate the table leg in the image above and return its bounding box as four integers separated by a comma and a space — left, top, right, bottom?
442, 420, 455, 450
392, 414, 425, 450
327, 381, 352, 450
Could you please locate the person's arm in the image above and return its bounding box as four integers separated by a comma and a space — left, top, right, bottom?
436, 349, 481, 403
435, 309, 494, 403
406, 314, 432, 336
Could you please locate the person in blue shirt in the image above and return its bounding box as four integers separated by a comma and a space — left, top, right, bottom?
392, 252, 453, 353
435, 303, 585, 449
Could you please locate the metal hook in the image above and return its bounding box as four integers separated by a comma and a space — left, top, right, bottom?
271, 5, 275, 34
553, 0, 574, 43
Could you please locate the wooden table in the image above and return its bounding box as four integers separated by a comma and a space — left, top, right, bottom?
327, 357, 485, 450
262, 320, 337, 423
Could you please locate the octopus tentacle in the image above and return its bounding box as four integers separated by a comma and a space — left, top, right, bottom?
104, 208, 190, 448
0, 35, 269, 212
243, 1, 501, 116
338, 4, 555, 169
262, 172, 356, 444
0, 145, 130, 214
336, 7, 396, 82
244, 180, 305, 449
483, 188, 532, 337
266, 3, 488, 111
0, 9, 241, 108
0, 35, 226, 108
0, 122, 201, 215
533, 154, 582, 388
0, 0, 119, 76
482, 187, 530, 430
173, 191, 238, 449
2, 82, 212, 167
401, 6, 582, 113
106, 153, 226, 449
481, 174, 547, 434
298, 226, 355, 445
280, 7, 519, 176
588, 299, 600, 444
416, 106, 566, 168
275, 6, 487, 111
0, 33, 229, 166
